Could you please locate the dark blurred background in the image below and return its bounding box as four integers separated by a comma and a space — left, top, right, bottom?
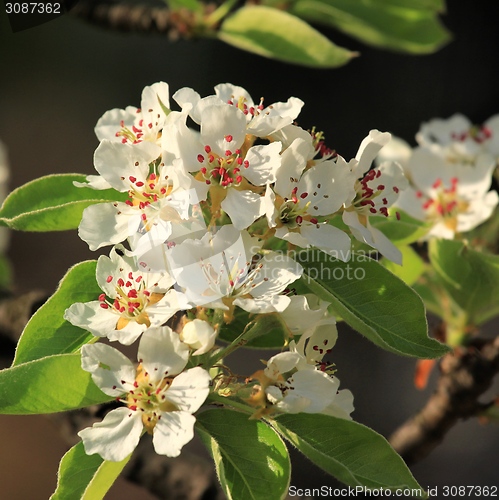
1, 1, 499, 498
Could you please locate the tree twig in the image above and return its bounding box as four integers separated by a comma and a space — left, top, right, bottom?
69, 0, 186, 39
389, 337, 499, 465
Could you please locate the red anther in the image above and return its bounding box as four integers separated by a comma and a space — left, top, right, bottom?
236, 175, 243, 183
249, 107, 255, 115
380, 207, 389, 217
376, 170, 382, 178
296, 216, 303, 225
114, 299, 120, 309
451, 177, 458, 185
160, 187, 167, 194
243, 109, 248, 115
139, 119, 143, 126
233, 167, 240, 174
128, 289, 138, 298
377, 185, 385, 190
370, 208, 377, 214
204, 145, 211, 153
121, 138, 127, 144
149, 183, 155, 189
225, 135, 233, 142
132, 125, 141, 133
200, 167, 207, 175
149, 173, 157, 180
447, 201, 457, 212
128, 306, 135, 313
141, 213, 147, 220
258, 104, 264, 110
310, 218, 318, 224
115, 132, 120, 137
136, 181, 144, 187
382, 198, 388, 205
208, 155, 215, 163
432, 178, 442, 189
197, 154, 204, 163
225, 150, 232, 156
129, 405, 137, 411
436, 204, 444, 215
416, 191, 423, 198
144, 290, 150, 296
235, 149, 241, 155
129, 176, 137, 183
206, 180, 211, 185
117, 278, 125, 287
422, 199, 434, 210
135, 275, 142, 283
300, 192, 308, 199
243, 160, 249, 168
126, 281, 132, 288
134, 381, 139, 388
100, 303, 109, 309
120, 306, 126, 313
125, 200, 133, 207
148, 123, 153, 129
106, 275, 113, 283
396, 212, 401, 221
139, 202, 145, 210
227, 100, 233, 105
219, 167, 226, 176
393, 186, 399, 193
483, 126, 492, 138
120, 120, 125, 127
98, 293, 106, 301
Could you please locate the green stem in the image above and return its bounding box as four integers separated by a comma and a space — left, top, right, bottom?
208, 319, 257, 366
204, 0, 237, 27
208, 392, 254, 415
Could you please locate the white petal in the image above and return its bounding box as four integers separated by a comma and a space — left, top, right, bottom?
138, 326, 189, 380
165, 367, 211, 413
106, 321, 146, 346
243, 142, 282, 186
81, 343, 136, 396
322, 388, 354, 420
180, 319, 217, 355
234, 295, 291, 314
73, 175, 113, 190
141, 82, 170, 119
200, 105, 246, 156
152, 411, 196, 457
280, 295, 329, 335
354, 130, 391, 177
78, 407, 143, 462
221, 189, 265, 230
265, 351, 304, 380
79, 202, 140, 251
95, 108, 135, 142
274, 138, 309, 197
64, 302, 119, 338
457, 190, 499, 232
300, 223, 351, 261
214, 83, 253, 107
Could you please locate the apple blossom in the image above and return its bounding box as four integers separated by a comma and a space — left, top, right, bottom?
78, 327, 211, 461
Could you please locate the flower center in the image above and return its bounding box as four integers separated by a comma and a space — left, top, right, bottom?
125, 365, 177, 433
353, 168, 398, 218
226, 95, 264, 117
99, 272, 164, 329
114, 109, 162, 144
418, 177, 469, 230
197, 144, 249, 187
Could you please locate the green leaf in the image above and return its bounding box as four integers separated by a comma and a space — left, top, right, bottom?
381, 245, 425, 286
196, 409, 291, 500
218, 309, 290, 349
219, 6, 356, 68
0, 173, 126, 231
290, 0, 451, 54
370, 210, 430, 246
0, 353, 113, 414
14, 261, 99, 365
429, 239, 499, 325
51, 442, 131, 500
295, 251, 449, 358
273, 414, 425, 494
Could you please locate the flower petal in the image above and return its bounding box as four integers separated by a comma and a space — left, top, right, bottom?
165, 366, 211, 413
152, 411, 196, 457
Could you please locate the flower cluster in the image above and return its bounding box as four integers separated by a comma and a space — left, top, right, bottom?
379, 114, 499, 239
66, 81, 421, 461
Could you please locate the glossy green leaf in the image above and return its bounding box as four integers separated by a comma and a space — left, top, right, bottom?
51, 442, 131, 500
429, 239, 499, 325
196, 409, 291, 500
218, 309, 290, 349
0, 353, 113, 414
14, 261, 99, 365
381, 245, 425, 286
273, 414, 424, 493
295, 251, 448, 358
219, 6, 356, 68
0, 173, 126, 231
290, 0, 451, 54
370, 210, 430, 246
